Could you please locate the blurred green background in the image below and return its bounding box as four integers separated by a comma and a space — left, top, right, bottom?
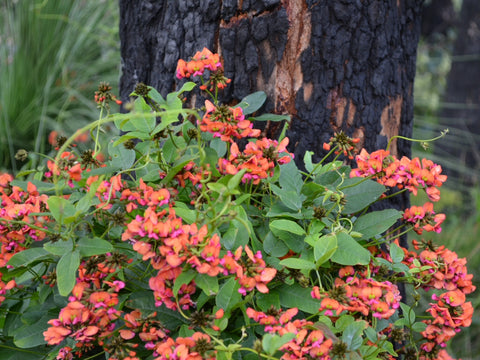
0, 0, 120, 173
0, 0, 478, 358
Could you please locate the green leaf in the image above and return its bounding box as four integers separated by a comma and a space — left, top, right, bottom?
131, 96, 156, 132
113, 113, 135, 132
177, 81, 196, 94
411, 322, 427, 332
266, 201, 307, 219
303, 151, 314, 174
77, 237, 114, 257
156, 305, 189, 329
335, 314, 355, 332
353, 209, 402, 240
207, 182, 228, 195
173, 269, 196, 297
262, 333, 296, 356
237, 91, 267, 115
330, 231, 370, 265
341, 178, 386, 214
279, 160, 303, 193
271, 185, 306, 211
270, 219, 306, 253
221, 220, 249, 250
389, 242, 405, 263
57, 250, 80, 296
7, 248, 50, 268
227, 169, 247, 191
13, 313, 50, 348
112, 131, 151, 146
108, 137, 136, 170
210, 137, 227, 158
251, 113, 290, 122
256, 292, 281, 312
195, 273, 219, 296
270, 219, 306, 236
162, 135, 187, 163
47, 196, 76, 224
216, 277, 242, 312
301, 182, 326, 201
342, 320, 367, 351
263, 232, 289, 257
75, 178, 102, 214
44, 239, 73, 256
146, 86, 166, 105
0, 346, 46, 360
173, 204, 197, 224
279, 257, 316, 270
381, 341, 398, 356
399, 302, 416, 325
135, 163, 162, 182
127, 291, 187, 328
277, 283, 320, 314
166, 92, 183, 111
312, 234, 338, 266
364, 326, 378, 343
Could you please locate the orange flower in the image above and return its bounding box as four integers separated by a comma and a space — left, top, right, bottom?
442, 290, 465, 307
43, 325, 72, 345
67, 163, 82, 182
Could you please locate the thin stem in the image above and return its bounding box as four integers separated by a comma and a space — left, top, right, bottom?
386, 129, 449, 152
303, 145, 340, 184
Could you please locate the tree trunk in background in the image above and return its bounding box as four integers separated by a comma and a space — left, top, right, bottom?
421, 0, 455, 39
438, 0, 480, 190
119, 0, 423, 212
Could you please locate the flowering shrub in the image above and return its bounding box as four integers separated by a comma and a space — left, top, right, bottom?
0, 48, 475, 360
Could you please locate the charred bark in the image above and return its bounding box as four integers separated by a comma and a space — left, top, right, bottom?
119, 0, 423, 210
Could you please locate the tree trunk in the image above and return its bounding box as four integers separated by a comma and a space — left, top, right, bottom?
437, 0, 480, 190
119, 0, 423, 211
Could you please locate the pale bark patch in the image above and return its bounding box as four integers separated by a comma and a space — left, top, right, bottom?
380, 96, 403, 156
273, 0, 312, 115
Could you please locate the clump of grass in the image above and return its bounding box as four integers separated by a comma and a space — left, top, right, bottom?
0, 0, 120, 173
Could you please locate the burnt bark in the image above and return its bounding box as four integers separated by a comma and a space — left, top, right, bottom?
119, 0, 423, 211
437, 0, 480, 190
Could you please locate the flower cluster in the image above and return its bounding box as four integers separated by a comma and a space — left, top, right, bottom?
0, 173, 49, 268
421, 289, 474, 354
199, 100, 260, 142
312, 266, 401, 320
405, 243, 475, 294
44, 258, 125, 346
401, 242, 475, 356
403, 202, 446, 234
351, 149, 447, 201
176, 47, 222, 80
120, 179, 277, 308
150, 332, 216, 360
246, 307, 333, 360
322, 131, 361, 159
223, 245, 277, 295
218, 137, 293, 184
94, 81, 122, 106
